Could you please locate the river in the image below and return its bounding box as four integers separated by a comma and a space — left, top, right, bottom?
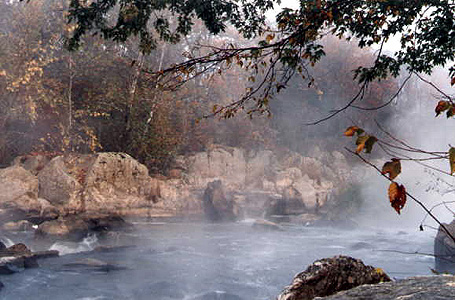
0, 221, 435, 299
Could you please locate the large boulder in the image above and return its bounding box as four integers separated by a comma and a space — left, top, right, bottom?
202, 180, 236, 222
83, 152, 157, 213
0, 165, 57, 223
38, 156, 83, 208
320, 276, 455, 300
36, 217, 89, 240
277, 256, 390, 300
37, 153, 160, 215
434, 220, 455, 272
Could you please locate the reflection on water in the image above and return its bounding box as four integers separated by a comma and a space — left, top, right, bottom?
0, 222, 434, 300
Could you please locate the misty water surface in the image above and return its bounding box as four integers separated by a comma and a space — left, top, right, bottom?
0, 222, 435, 300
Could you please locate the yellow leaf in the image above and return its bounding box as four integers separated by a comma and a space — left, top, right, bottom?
266, 34, 275, 43
344, 126, 363, 137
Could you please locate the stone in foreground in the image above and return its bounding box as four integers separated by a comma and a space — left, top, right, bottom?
319, 275, 455, 300
277, 255, 390, 300
434, 219, 455, 273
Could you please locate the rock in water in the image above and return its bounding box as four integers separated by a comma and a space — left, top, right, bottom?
252, 219, 283, 231
202, 180, 236, 222
277, 255, 390, 300
36, 214, 129, 241
434, 220, 455, 273
320, 275, 455, 299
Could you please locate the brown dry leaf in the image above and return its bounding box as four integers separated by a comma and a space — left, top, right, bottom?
451, 77, 455, 86
344, 126, 364, 137
388, 182, 406, 214
355, 135, 377, 153
435, 100, 450, 116
381, 158, 401, 180
449, 147, 455, 175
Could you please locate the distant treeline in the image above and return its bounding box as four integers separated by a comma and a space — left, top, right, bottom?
0, 0, 399, 173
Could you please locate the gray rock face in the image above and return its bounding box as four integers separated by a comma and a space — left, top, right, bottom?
203, 180, 236, 222
0, 147, 353, 223
319, 276, 455, 300
434, 220, 455, 273
277, 256, 390, 300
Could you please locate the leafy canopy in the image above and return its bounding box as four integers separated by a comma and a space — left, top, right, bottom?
66, 0, 455, 85
66, 0, 276, 53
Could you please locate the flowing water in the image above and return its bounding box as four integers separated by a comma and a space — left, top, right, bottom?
0, 222, 435, 300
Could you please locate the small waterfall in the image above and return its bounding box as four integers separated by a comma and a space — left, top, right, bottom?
0, 237, 14, 247
49, 233, 99, 255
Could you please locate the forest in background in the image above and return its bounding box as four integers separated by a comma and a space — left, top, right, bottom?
0, 0, 408, 174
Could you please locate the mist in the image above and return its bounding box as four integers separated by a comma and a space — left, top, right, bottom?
0, 0, 453, 299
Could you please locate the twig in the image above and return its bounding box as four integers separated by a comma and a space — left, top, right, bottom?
345, 147, 455, 245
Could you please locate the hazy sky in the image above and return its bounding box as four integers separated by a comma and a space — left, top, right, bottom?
267, 0, 402, 51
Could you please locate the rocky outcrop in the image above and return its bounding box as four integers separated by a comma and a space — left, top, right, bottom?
434, 220, 455, 273
0, 146, 353, 229
277, 256, 390, 300
320, 276, 455, 300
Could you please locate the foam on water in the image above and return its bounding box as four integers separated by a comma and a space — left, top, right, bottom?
1, 237, 14, 247
49, 233, 98, 255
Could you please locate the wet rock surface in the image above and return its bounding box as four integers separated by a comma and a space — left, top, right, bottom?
277, 255, 390, 300
0, 243, 58, 275
62, 257, 126, 272
319, 275, 455, 300
36, 214, 130, 241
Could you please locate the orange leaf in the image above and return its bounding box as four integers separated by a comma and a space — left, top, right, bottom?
381, 158, 401, 180
388, 182, 406, 214
344, 126, 363, 137
435, 100, 450, 116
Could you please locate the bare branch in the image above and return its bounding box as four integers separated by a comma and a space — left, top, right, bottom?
345, 147, 455, 245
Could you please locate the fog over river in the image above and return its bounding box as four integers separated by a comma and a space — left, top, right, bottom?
0, 221, 434, 300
